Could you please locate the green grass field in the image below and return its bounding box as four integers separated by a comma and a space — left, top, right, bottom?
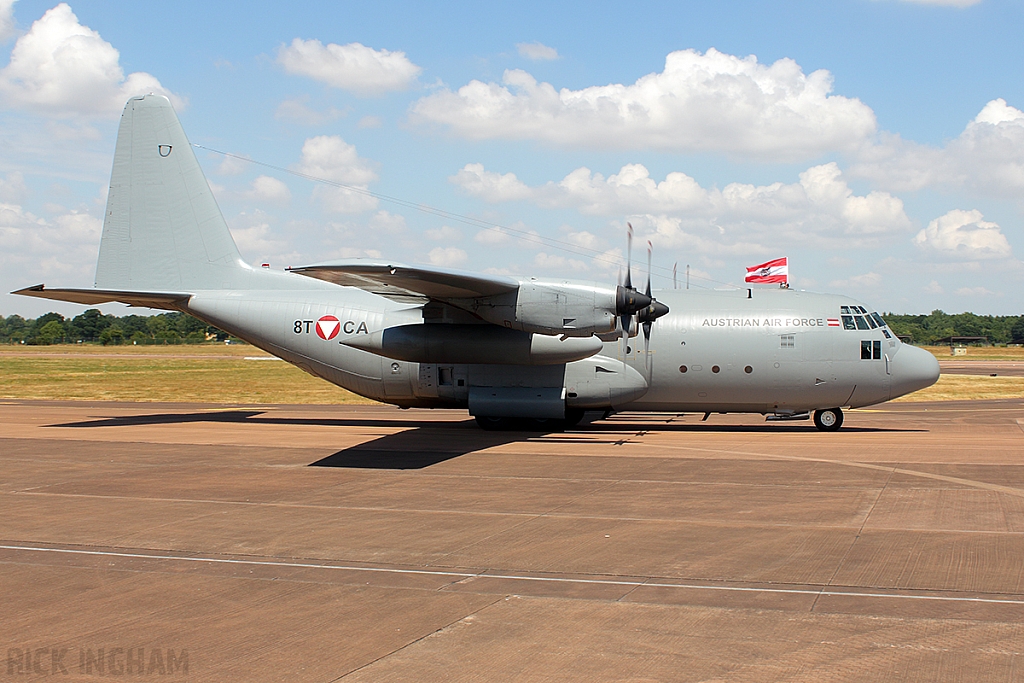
1, 343, 1022, 405
922, 345, 1024, 361
0, 344, 373, 404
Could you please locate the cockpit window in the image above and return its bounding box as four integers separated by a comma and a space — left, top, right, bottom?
839, 306, 888, 332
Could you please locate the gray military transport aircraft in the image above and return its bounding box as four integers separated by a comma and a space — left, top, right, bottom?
14, 95, 940, 431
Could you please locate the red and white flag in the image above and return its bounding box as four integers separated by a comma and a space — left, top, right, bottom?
745, 257, 788, 284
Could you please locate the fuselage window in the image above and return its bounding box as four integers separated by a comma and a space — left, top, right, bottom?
854, 315, 870, 330
881, 328, 891, 339
780, 334, 795, 348
842, 315, 856, 330
862, 340, 882, 360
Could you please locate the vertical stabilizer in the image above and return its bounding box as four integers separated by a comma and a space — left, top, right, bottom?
95, 94, 250, 291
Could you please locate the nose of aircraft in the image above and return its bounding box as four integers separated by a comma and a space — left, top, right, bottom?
889, 344, 940, 400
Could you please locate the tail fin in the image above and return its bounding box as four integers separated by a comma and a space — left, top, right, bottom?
95, 94, 250, 292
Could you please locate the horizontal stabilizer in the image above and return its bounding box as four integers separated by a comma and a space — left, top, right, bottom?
288, 259, 518, 300
12, 285, 190, 310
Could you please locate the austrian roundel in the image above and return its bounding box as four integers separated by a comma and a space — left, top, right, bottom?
315, 315, 341, 340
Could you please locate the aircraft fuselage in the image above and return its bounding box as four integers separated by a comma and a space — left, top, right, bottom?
183, 270, 937, 417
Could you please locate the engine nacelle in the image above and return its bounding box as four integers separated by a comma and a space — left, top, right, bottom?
465, 280, 619, 337
342, 323, 603, 365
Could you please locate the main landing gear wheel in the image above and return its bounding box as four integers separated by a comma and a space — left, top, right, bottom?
813, 408, 844, 432
564, 408, 586, 428
475, 415, 510, 431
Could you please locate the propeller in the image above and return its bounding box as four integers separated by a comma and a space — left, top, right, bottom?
614, 225, 669, 366
643, 242, 653, 366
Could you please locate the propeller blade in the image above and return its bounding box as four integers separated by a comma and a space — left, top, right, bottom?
673, 262, 678, 290
619, 314, 630, 359
624, 223, 633, 290
643, 319, 652, 376
646, 240, 652, 299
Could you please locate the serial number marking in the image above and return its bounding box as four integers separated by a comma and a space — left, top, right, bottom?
292, 320, 368, 335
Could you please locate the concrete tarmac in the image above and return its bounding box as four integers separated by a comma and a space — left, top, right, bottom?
939, 360, 1024, 377
2, 399, 1024, 681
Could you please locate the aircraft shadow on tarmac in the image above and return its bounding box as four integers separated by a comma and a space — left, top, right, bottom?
47, 410, 924, 470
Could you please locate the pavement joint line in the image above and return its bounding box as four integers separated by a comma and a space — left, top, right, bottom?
633, 442, 1024, 498
329, 595, 507, 682
814, 464, 896, 612
4, 544, 1024, 606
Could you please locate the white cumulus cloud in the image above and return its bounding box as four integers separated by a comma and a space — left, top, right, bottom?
0, 170, 27, 202
955, 286, 995, 296
246, 176, 291, 205
852, 99, 1024, 197
227, 211, 299, 266
1, 202, 102, 282
215, 154, 249, 176
517, 42, 559, 61
451, 163, 532, 202
277, 38, 421, 96
0, 3, 180, 117
296, 135, 379, 214
427, 246, 467, 267
425, 225, 461, 241
453, 161, 910, 249
912, 209, 1013, 260
0, 0, 15, 43
413, 48, 876, 160
828, 272, 883, 290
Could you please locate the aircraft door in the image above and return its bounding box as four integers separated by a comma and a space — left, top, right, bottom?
848, 339, 890, 407
769, 329, 847, 411
382, 359, 416, 400
801, 329, 848, 407
435, 364, 469, 402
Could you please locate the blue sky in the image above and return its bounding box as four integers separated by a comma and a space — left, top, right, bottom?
1, 0, 1023, 317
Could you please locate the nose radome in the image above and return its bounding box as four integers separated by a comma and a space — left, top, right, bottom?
890, 344, 940, 400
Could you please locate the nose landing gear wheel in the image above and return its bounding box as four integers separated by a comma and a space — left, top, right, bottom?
813, 408, 843, 431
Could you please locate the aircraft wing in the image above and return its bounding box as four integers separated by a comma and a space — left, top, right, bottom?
288, 260, 519, 301
12, 285, 191, 311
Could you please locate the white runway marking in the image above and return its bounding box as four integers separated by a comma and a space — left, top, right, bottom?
3, 544, 1023, 606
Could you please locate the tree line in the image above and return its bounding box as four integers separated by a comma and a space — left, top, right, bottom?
884, 311, 1024, 345
0, 310, 227, 345
1, 308, 1022, 346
